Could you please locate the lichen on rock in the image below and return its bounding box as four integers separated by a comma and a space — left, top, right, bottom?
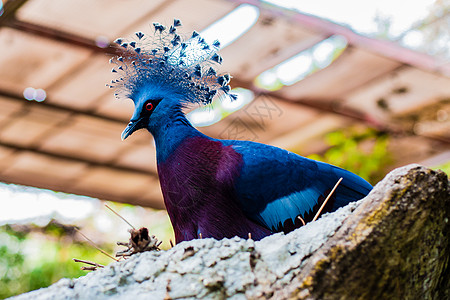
10, 165, 449, 300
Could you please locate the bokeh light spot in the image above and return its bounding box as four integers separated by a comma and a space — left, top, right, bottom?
23, 87, 47, 102
23, 87, 35, 101
34, 89, 47, 102
95, 35, 110, 48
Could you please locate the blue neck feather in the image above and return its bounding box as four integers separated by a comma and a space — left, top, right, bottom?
148, 104, 205, 163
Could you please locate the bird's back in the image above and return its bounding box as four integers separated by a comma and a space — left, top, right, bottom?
222, 139, 372, 233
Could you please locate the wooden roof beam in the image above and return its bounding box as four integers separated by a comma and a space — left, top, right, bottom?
0, 0, 29, 25
228, 0, 450, 77
0, 140, 157, 178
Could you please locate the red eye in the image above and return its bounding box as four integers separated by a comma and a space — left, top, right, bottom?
145, 102, 154, 111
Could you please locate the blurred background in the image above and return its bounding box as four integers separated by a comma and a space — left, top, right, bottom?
0, 0, 449, 297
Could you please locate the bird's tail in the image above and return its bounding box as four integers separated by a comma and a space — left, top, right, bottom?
319, 162, 373, 210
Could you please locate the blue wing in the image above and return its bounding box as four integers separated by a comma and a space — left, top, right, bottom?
221, 140, 372, 233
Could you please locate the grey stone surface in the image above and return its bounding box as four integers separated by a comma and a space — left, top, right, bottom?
10, 164, 449, 300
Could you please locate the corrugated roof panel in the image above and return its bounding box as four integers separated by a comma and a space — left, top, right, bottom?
0, 0, 446, 209
0, 146, 16, 170
278, 47, 402, 101
115, 145, 157, 173
1, 151, 88, 187
0, 104, 71, 147
268, 114, 349, 155
199, 96, 322, 146
0, 28, 91, 93
47, 54, 113, 110
0, 96, 23, 123
124, 0, 236, 38
220, 11, 323, 81
345, 67, 450, 117
94, 94, 134, 121
71, 166, 155, 199
38, 115, 126, 163
17, 0, 166, 40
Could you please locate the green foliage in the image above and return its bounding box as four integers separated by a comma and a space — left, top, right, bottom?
0, 225, 112, 299
308, 127, 392, 184
433, 161, 450, 176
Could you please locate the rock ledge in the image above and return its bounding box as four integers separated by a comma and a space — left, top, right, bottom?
11, 165, 449, 300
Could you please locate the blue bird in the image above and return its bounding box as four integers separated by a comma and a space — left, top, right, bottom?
109, 20, 372, 243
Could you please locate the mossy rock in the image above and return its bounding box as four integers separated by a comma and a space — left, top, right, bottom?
288, 165, 449, 300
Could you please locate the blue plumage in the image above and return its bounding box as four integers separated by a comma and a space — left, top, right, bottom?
110, 20, 372, 243
222, 140, 372, 232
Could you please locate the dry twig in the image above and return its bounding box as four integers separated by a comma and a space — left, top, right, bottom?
75, 228, 119, 262
105, 204, 136, 229
312, 177, 343, 222
73, 258, 104, 271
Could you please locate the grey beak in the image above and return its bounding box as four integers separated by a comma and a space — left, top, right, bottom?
121, 120, 140, 140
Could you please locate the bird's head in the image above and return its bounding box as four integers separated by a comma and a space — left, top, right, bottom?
108, 19, 235, 140
119, 93, 163, 141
